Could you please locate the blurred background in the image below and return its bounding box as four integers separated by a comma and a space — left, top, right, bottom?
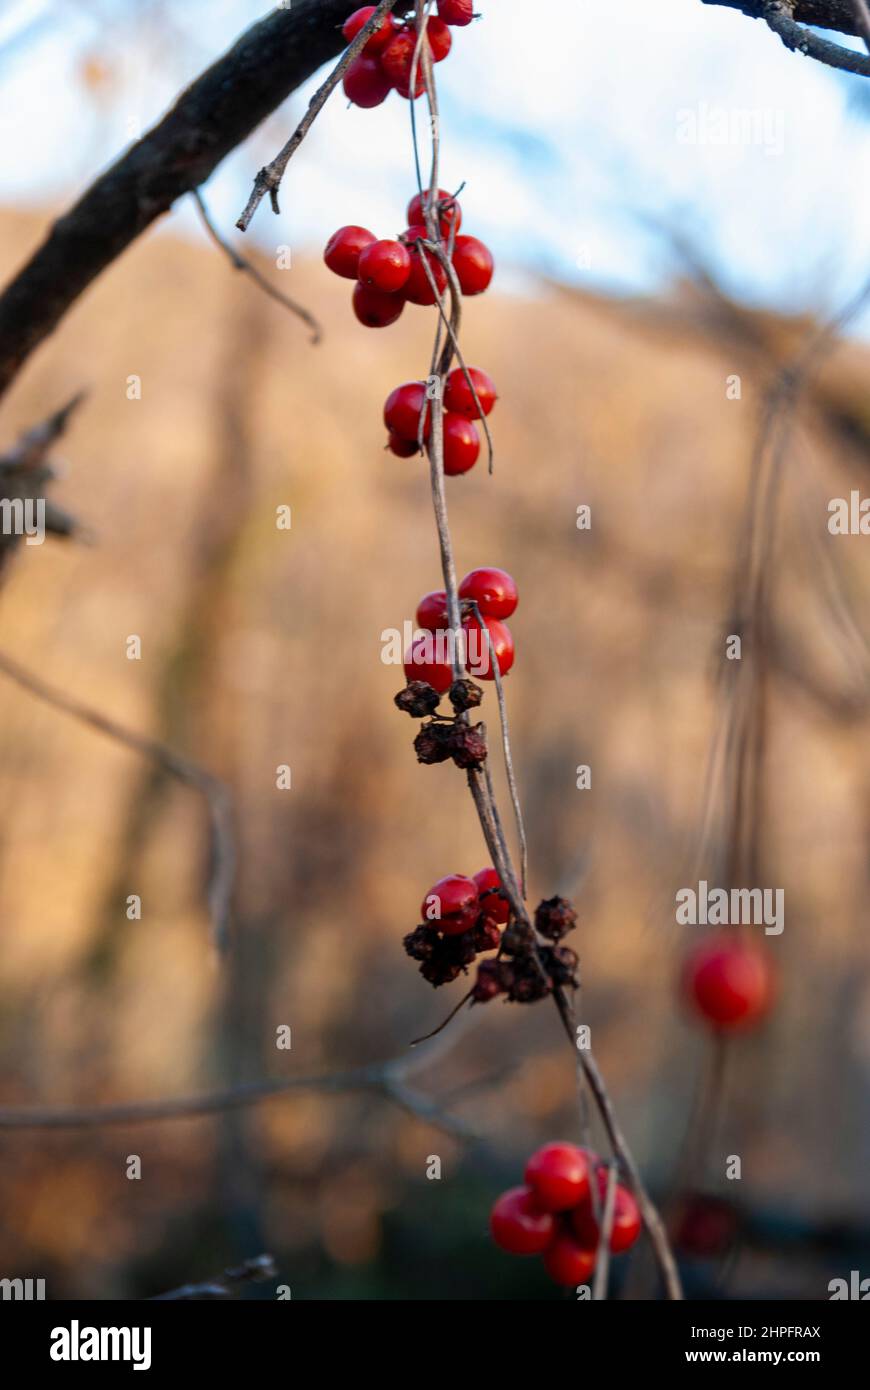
0, 0, 869, 1299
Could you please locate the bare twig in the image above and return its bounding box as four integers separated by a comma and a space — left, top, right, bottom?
468, 601, 528, 897
193, 189, 321, 343
593, 1162, 618, 1301
851, 0, 870, 49
152, 1254, 277, 1301
0, 649, 236, 953
236, 0, 399, 231
762, 0, 870, 75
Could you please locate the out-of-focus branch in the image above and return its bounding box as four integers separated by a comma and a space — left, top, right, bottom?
192, 190, 322, 344
0, 394, 84, 573
852, 0, 870, 49
151, 1254, 277, 1301
0, 650, 236, 953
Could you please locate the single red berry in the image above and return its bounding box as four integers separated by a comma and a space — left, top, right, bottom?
324, 225, 376, 279
453, 234, 494, 295
416, 590, 448, 630
404, 631, 452, 693
381, 31, 425, 98
524, 1143, 591, 1213
352, 281, 405, 328
490, 1187, 556, 1256
459, 567, 518, 619
387, 432, 420, 458
342, 53, 392, 107
401, 227, 448, 305
543, 1230, 597, 1287
358, 239, 412, 293
438, 0, 474, 26
463, 615, 514, 680
571, 1170, 642, 1255
384, 382, 431, 441
473, 866, 510, 925
342, 5, 398, 53
442, 414, 480, 475
681, 934, 775, 1031
406, 188, 462, 237
421, 873, 479, 934
444, 366, 497, 419
423, 15, 453, 61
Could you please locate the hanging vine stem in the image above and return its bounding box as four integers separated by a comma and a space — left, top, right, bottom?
410, 28, 682, 1300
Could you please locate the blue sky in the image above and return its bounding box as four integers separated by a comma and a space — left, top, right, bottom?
1, 0, 869, 330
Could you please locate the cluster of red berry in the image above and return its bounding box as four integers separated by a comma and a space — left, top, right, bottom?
682, 933, 774, 1032
491, 1144, 641, 1287
341, 3, 474, 109
384, 365, 496, 472
404, 868, 508, 986
404, 566, 517, 691
324, 189, 494, 330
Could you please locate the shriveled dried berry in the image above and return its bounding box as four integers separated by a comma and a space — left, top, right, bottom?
414, 721, 452, 764
448, 677, 483, 712
472, 958, 504, 1002
446, 721, 487, 768
403, 924, 440, 962
472, 917, 501, 953
395, 681, 442, 717
542, 944, 580, 989
535, 895, 578, 941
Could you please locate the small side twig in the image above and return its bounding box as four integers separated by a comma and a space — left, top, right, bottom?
152, 1254, 277, 1301
193, 189, 321, 343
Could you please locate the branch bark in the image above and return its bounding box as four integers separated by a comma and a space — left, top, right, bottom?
0, 0, 356, 401
701, 0, 863, 30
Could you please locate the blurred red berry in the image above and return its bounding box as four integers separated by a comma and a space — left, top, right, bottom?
352, 282, 405, 328
682, 934, 775, 1031
524, 1142, 592, 1213
453, 234, 494, 295
421, 873, 479, 934
358, 239, 411, 293
387, 432, 420, 458
442, 414, 480, 474
490, 1187, 556, 1255
404, 631, 452, 693
342, 6, 398, 53
324, 225, 376, 279
543, 1230, 596, 1287
384, 382, 431, 441
444, 366, 497, 418
463, 614, 514, 680
381, 31, 425, 98
438, 0, 474, 25
416, 590, 448, 630
407, 189, 462, 238
459, 567, 518, 619
343, 54, 392, 107
474, 867, 510, 924
571, 1170, 642, 1254
423, 15, 453, 61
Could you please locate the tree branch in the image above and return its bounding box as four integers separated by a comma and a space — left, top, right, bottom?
0, 1, 356, 401
701, 0, 863, 31
702, 0, 870, 74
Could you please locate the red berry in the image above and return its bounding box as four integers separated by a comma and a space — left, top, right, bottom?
442, 414, 480, 474
342, 6, 398, 54
681, 935, 774, 1031
543, 1230, 597, 1287
473, 867, 510, 925
421, 873, 479, 934
524, 1143, 591, 1213
423, 16, 453, 61
452, 235, 494, 295
463, 615, 514, 680
416, 590, 448, 630
438, 0, 474, 26
490, 1187, 556, 1256
571, 1170, 642, 1255
324, 225, 376, 279
381, 31, 425, 98
387, 432, 420, 458
358, 239, 411, 293
404, 631, 452, 693
384, 382, 431, 441
459, 567, 518, 619
407, 189, 462, 238
352, 281, 405, 328
402, 227, 448, 305
342, 54, 392, 107
444, 366, 497, 418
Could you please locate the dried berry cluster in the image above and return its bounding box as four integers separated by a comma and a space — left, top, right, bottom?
404, 868, 509, 986
491, 1144, 641, 1287
394, 675, 488, 769
472, 896, 579, 1005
